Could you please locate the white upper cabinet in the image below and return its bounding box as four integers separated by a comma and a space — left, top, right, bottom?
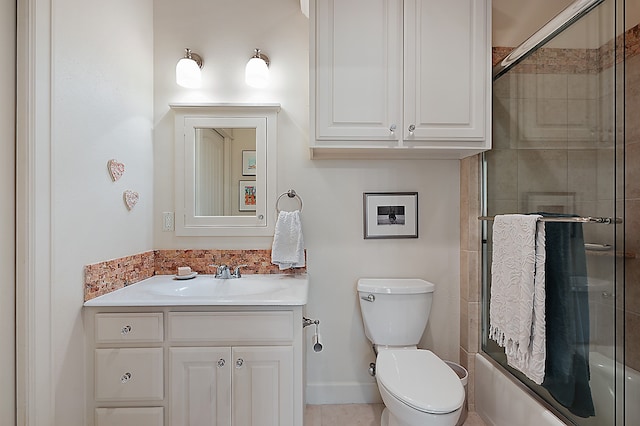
310, 0, 491, 159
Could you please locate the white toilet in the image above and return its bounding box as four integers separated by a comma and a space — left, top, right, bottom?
357, 278, 465, 426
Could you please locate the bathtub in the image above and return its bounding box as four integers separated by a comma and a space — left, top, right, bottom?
475, 351, 640, 425
589, 351, 640, 424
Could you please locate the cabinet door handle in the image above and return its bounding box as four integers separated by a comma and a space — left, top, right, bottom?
217, 359, 226, 368
120, 372, 132, 383
408, 124, 415, 135
235, 358, 244, 369
121, 325, 132, 335
389, 124, 397, 134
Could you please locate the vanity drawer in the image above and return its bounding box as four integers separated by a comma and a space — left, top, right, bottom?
95, 313, 164, 344
169, 311, 293, 343
95, 407, 164, 426
95, 348, 163, 402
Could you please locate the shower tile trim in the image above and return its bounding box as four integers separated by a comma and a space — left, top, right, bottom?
84, 249, 306, 302
493, 23, 640, 71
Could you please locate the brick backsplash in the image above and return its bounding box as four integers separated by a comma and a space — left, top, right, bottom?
84, 251, 155, 301
84, 249, 306, 301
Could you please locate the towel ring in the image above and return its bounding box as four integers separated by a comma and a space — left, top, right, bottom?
276, 189, 303, 213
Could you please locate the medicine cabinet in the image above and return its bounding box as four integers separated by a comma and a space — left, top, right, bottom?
171, 103, 280, 236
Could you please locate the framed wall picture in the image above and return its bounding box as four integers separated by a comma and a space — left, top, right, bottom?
239, 180, 257, 211
242, 150, 257, 176
363, 192, 418, 239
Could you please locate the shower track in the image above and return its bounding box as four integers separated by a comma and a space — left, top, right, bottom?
492, 0, 605, 80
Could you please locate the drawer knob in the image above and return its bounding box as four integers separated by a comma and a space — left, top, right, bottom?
120, 372, 132, 383
121, 325, 132, 335
217, 359, 226, 368
235, 358, 244, 369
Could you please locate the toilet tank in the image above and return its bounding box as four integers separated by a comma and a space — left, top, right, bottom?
357, 278, 435, 347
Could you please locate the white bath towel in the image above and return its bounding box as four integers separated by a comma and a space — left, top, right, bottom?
271, 210, 305, 270
489, 214, 546, 384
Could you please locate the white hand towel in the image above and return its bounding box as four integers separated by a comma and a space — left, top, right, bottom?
489, 214, 546, 384
271, 210, 305, 270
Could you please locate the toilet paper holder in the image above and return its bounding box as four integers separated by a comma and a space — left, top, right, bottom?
303, 317, 323, 353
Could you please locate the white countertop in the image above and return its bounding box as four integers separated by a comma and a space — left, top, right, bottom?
84, 273, 309, 307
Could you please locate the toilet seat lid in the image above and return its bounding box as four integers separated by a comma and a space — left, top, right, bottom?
376, 349, 464, 414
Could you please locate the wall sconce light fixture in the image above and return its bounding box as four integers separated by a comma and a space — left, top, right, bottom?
245, 48, 270, 88
176, 48, 203, 89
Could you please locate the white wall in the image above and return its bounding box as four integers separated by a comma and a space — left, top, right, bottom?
153, 0, 461, 404
51, 0, 154, 423
1, 0, 15, 423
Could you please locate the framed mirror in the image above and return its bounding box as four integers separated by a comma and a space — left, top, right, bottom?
171, 103, 280, 236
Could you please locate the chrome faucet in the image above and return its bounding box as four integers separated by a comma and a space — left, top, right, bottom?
211, 264, 248, 279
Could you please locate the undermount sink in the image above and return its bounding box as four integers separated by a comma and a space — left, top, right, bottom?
151, 276, 290, 297
83, 273, 309, 306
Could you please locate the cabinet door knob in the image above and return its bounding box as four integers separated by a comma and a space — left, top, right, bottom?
121, 325, 132, 335
235, 358, 244, 369
389, 124, 397, 134
217, 359, 226, 368
120, 372, 132, 383
408, 124, 415, 135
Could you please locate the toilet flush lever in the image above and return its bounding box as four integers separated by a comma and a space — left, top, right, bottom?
361, 294, 375, 302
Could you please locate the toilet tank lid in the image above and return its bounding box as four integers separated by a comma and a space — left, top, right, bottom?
357, 278, 435, 294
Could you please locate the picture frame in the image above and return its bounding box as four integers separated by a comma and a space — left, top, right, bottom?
242, 150, 257, 176
363, 192, 418, 239
239, 180, 257, 211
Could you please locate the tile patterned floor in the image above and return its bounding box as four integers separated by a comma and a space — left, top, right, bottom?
304, 404, 486, 425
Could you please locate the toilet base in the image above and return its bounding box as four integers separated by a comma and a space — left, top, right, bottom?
381, 408, 390, 426
380, 406, 462, 426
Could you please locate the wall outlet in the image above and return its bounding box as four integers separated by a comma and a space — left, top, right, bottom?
162, 212, 174, 231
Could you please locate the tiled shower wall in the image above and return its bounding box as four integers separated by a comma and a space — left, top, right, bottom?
459, 155, 482, 412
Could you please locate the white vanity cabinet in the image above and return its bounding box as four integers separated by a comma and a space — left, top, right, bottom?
170, 346, 293, 426
310, 0, 491, 159
85, 307, 303, 426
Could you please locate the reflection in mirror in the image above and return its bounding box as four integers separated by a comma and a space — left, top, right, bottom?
171, 103, 279, 237
194, 128, 256, 216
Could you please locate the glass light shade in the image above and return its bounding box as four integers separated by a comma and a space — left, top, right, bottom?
245, 57, 269, 88
300, 0, 309, 18
176, 57, 202, 89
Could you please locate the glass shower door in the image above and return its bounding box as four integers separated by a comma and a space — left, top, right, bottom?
481, 0, 628, 424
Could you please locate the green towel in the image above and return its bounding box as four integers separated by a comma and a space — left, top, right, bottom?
539, 214, 594, 418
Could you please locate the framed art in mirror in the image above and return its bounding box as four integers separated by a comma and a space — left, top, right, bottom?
242, 150, 257, 176
239, 180, 257, 211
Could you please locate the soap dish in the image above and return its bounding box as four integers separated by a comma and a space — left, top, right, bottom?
174, 272, 198, 280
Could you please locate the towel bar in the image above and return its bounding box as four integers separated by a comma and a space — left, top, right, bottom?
276, 189, 303, 213
478, 215, 622, 224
